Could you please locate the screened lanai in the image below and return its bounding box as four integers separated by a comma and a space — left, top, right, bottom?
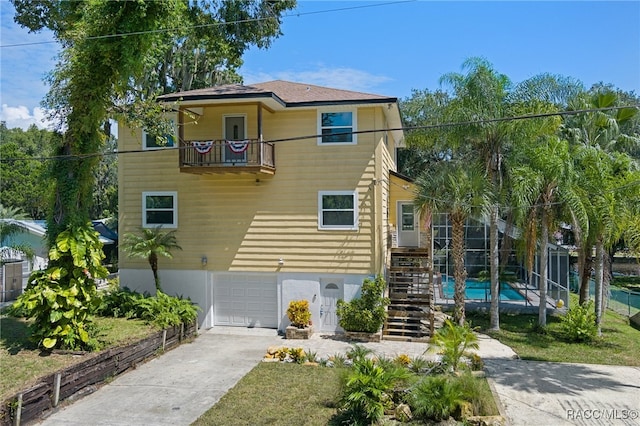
431, 213, 570, 310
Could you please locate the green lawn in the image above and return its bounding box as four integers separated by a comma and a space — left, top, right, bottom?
467, 297, 640, 366
0, 315, 157, 401
193, 362, 344, 426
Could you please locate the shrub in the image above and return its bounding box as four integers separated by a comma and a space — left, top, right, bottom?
10, 225, 108, 351
394, 354, 411, 367
455, 371, 496, 417
345, 344, 374, 363
286, 299, 311, 328
409, 375, 465, 421
338, 357, 411, 425
561, 300, 597, 342
429, 319, 479, 372
287, 347, 306, 364
96, 288, 199, 329
95, 286, 145, 318
136, 291, 199, 329
336, 275, 389, 333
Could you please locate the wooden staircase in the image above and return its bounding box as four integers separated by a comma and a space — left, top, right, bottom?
383, 249, 435, 342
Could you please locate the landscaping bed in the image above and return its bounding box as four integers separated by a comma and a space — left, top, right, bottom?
0, 319, 196, 426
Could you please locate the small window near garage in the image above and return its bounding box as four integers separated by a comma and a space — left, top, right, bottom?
318, 110, 356, 145
142, 192, 177, 228
142, 121, 176, 150
318, 191, 358, 230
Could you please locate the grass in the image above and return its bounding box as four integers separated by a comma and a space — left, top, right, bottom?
194, 362, 499, 425
0, 315, 158, 401
467, 294, 640, 366
193, 362, 344, 426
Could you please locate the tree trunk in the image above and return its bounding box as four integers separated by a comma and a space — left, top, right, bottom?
489, 205, 500, 330
603, 251, 612, 310
579, 250, 593, 305
451, 212, 467, 326
149, 253, 162, 292
538, 212, 549, 327
594, 237, 604, 336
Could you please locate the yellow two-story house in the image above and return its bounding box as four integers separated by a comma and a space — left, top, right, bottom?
118, 80, 427, 332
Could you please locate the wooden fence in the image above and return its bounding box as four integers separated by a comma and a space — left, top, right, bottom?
1, 322, 197, 426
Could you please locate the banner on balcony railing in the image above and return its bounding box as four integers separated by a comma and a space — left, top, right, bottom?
192, 141, 214, 154
227, 140, 250, 153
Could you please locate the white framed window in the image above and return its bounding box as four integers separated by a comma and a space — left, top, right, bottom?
142, 120, 177, 150
142, 192, 177, 228
317, 109, 357, 145
318, 191, 358, 230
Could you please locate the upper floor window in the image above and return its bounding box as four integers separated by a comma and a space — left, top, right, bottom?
142, 120, 176, 150
142, 191, 177, 228
318, 110, 357, 145
318, 191, 358, 230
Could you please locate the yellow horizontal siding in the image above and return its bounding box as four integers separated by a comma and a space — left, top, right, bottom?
119, 105, 396, 274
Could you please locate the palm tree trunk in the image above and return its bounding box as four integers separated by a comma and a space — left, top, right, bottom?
538, 210, 549, 326
489, 205, 500, 331
594, 237, 604, 336
149, 253, 162, 292
451, 212, 467, 326
579, 250, 593, 305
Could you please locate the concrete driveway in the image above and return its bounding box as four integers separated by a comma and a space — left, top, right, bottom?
485, 358, 640, 426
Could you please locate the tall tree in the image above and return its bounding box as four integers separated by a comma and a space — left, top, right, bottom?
414, 161, 492, 325
562, 90, 640, 307
434, 58, 518, 331
573, 147, 637, 335
0, 122, 54, 219
11, 0, 296, 240
510, 137, 584, 326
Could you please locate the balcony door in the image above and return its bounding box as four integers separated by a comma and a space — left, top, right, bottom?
223, 115, 247, 164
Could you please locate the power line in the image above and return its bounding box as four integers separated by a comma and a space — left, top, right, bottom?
0, 1, 415, 48
1, 104, 638, 163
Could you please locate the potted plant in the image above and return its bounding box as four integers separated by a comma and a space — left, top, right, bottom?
336, 275, 389, 342
285, 299, 313, 339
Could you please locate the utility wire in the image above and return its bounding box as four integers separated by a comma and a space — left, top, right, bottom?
0, 1, 415, 48
2, 104, 638, 163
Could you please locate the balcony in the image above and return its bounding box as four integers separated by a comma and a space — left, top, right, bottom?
179, 139, 275, 175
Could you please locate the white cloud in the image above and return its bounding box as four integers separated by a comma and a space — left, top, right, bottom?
243, 66, 393, 94
1, 105, 55, 130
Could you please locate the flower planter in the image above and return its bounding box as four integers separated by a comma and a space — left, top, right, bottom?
344, 330, 381, 342
285, 325, 313, 339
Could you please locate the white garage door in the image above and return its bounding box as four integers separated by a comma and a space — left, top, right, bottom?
214, 274, 277, 328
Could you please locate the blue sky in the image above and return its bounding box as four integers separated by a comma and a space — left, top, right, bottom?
1, 1, 639, 130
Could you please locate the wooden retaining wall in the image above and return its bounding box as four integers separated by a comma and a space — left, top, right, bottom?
1, 322, 197, 426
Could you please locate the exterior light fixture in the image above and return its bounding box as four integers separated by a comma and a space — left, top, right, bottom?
201, 256, 208, 267
278, 258, 284, 266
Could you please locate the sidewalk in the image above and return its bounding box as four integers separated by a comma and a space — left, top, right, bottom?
35, 327, 640, 426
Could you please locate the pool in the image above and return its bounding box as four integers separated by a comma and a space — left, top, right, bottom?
441, 277, 525, 301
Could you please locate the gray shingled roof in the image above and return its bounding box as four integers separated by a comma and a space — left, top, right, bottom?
157, 80, 396, 106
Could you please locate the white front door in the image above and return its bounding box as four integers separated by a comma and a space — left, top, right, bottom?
320, 280, 343, 332
223, 115, 247, 164
398, 202, 419, 247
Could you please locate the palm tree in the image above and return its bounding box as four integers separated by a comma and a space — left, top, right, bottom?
415, 160, 492, 325
436, 58, 543, 330
510, 137, 585, 326
122, 226, 182, 292
562, 90, 640, 307
572, 147, 637, 335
